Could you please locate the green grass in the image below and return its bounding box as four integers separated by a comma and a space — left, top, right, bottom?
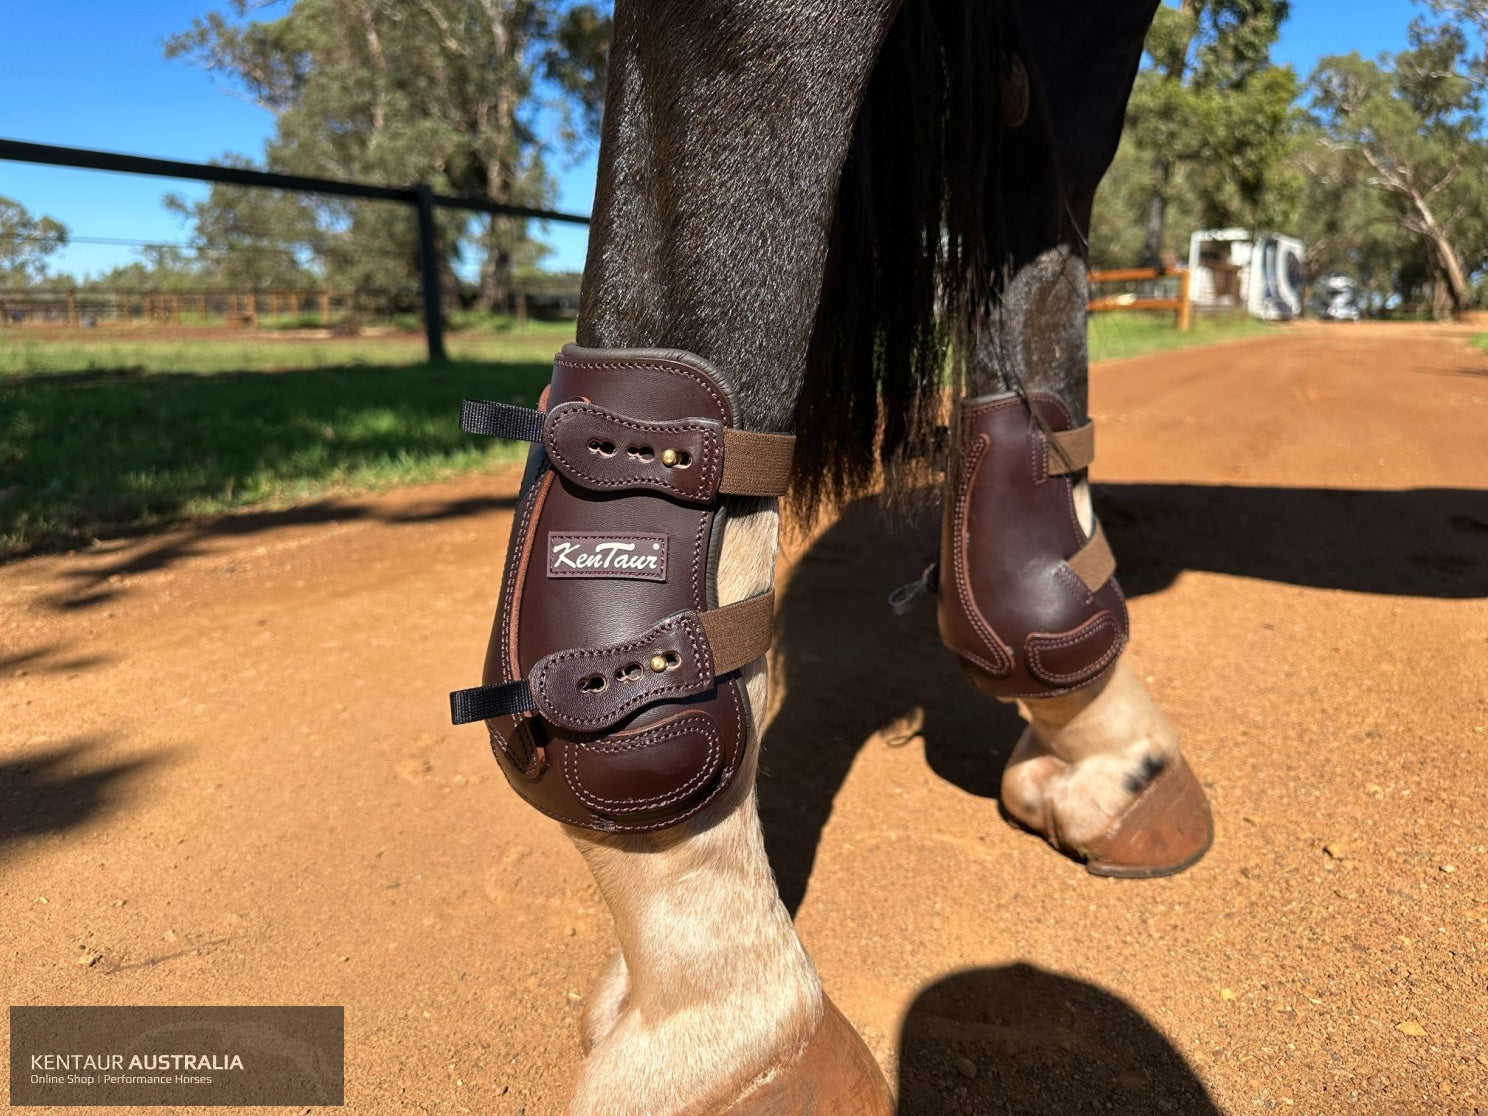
0, 314, 1275, 559
1088, 312, 1276, 363
1472, 333, 1487, 352
0, 331, 572, 557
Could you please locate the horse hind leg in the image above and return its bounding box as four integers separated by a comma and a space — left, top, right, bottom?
934, 0, 1211, 876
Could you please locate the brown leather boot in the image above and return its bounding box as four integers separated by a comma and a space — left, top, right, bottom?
939, 390, 1126, 699
450, 345, 794, 833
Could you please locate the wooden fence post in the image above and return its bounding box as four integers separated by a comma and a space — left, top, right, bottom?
1177, 269, 1193, 332
67, 290, 79, 328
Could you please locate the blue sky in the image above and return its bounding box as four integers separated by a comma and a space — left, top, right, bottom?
0, 0, 1425, 281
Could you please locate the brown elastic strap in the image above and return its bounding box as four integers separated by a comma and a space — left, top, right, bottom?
1066, 523, 1116, 593
699, 590, 776, 675
1048, 423, 1095, 476
721, 430, 796, 497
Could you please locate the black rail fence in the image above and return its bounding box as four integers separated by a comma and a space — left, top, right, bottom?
0, 138, 593, 360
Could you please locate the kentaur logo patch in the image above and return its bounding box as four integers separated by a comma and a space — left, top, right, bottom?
547, 533, 668, 582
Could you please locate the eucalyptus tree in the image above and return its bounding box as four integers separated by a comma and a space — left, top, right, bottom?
1309, 16, 1488, 315
0, 196, 68, 287
1119, 0, 1296, 266
166, 0, 609, 306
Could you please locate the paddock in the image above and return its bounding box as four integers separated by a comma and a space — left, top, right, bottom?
2, 322, 1484, 1113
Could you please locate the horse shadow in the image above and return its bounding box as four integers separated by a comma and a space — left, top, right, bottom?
895, 963, 1220, 1114
758, 482, 1488, 913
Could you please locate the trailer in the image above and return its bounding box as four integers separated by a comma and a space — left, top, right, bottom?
1187, 228, 1305, 320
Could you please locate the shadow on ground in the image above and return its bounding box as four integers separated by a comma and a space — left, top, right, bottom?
35, 491, 518, 613
0, 739, 162, 860
1099, 484, 1488, 599
896, 963, 1219, 1115
759, 483, 1488, 913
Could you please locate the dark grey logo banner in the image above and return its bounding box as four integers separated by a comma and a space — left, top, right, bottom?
10, 1006, 344, 1106
546, 532, 668, 581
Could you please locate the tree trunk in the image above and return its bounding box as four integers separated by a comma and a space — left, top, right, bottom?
1405, 188, 1469, 318
479, 217, 513, 312
1427, 231, 1469, 318
1141, 157, 1172, 268
475, 0, 523, 313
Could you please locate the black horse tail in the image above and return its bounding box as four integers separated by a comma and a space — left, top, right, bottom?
791, 0, 1030, 521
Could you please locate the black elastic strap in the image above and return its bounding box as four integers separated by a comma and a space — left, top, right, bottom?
461, 399, 545, 443
450, 680, 537, 725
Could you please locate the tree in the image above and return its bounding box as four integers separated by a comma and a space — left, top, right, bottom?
165, 0, 608, 307
1117, 0, 1296, 266
0, 196, 69, 287
162, 155, 321, 293
1309, 26, 1488, 316
1290, 131, 1412, 312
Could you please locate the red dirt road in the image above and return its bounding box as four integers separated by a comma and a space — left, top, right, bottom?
2, 322, 1486, 1113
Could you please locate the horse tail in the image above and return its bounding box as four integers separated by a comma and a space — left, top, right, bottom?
791, 0, 1015, 521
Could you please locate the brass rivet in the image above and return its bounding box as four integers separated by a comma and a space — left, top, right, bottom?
660, 448, 680, 467
649, 654, 668, 673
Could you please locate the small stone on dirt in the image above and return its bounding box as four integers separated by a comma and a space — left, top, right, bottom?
1220, 988, 1236, 1001
78, 951, 100, 967
1323, 843, 1347, 860
954, 1057, 977, 1079
1440, 864, 1456, 873
1396, 1021, 1427, 1037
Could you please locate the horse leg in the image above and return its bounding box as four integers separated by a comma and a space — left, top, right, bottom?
956, 1, 1212, 876
558, 2, 899, 1111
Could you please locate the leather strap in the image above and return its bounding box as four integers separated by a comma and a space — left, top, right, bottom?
699, 590, 777, 674
1047, 422, 1094, 475
449, 591, 774, 731
461, 398, 795, 499
721, 429, 796, 497
1066, 522, 1116, 592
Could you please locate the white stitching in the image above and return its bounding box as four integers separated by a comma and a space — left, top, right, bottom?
545, 405, 723, 496
565, 713, 722, 810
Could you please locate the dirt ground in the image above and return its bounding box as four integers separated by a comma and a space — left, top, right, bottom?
2, 321, 1486, 1114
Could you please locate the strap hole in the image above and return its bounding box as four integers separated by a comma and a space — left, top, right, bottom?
588, 439, 617, 456
627, 445, 655, 463
615, 663, 643, 683
662, 651, 682, 670
674, 451, 691, 468
578, 674, 608, 693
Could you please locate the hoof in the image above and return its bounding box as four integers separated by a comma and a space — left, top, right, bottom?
1079, 754, 1214, 878
1001, 734, 1213, 879
713, 994, 895, 1115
